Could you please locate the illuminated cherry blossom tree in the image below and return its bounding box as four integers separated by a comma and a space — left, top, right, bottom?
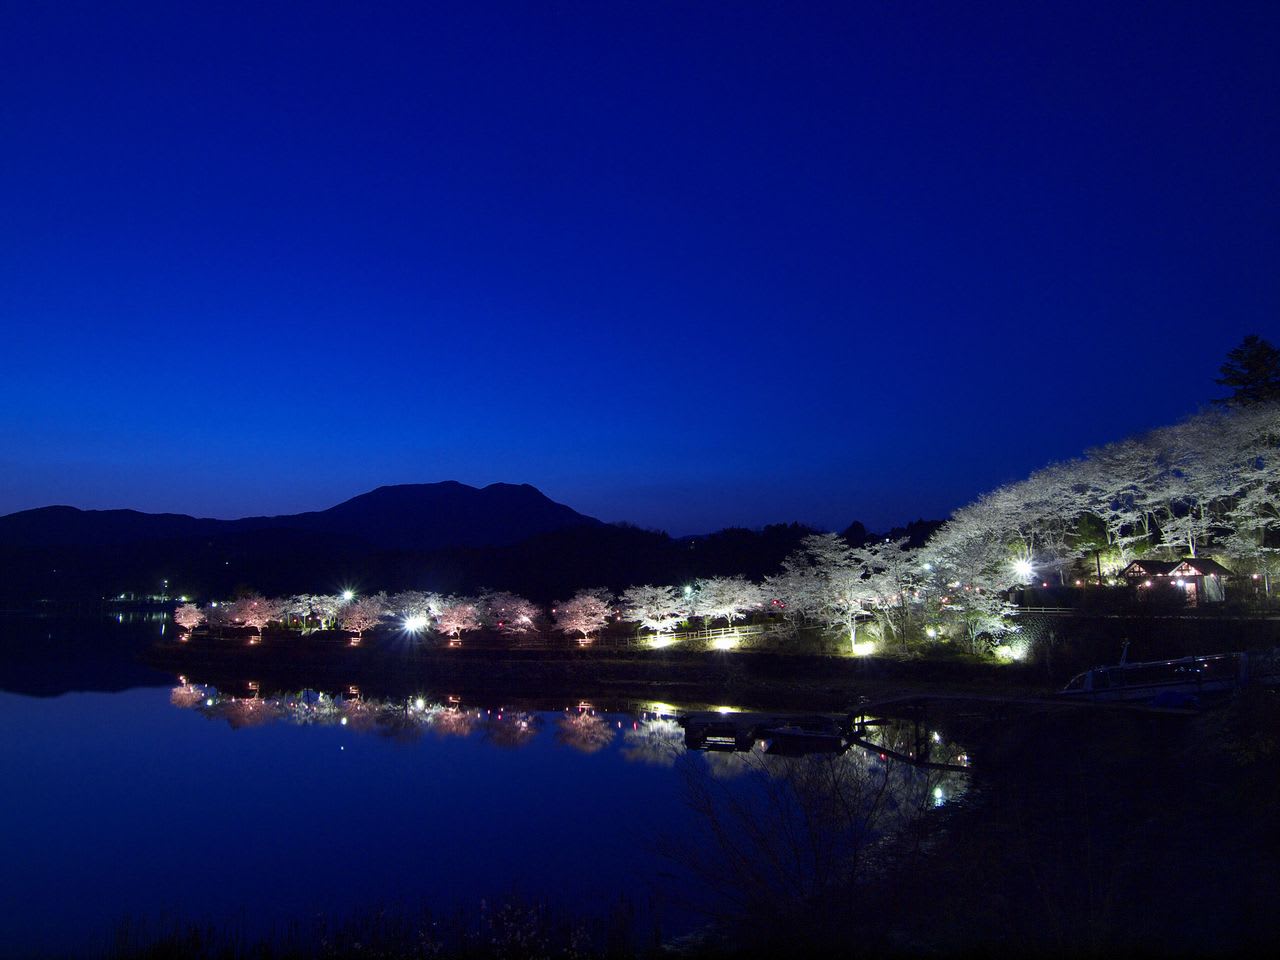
951, 588, 1020, 655
689, 576, 762, 628
851, 538, 921, 652
436, 598, 482, 645
173, 603, 204, 633
554, 589, 613, 643
769, 533, 873, 648
301, 594, 344, 630
386, 590, 444, 634
620, 584, 685, 634
228, 594, 285, 639
280, 595, 313, 630
340, 593, 387, 643
479, 591, 540, 634
388, 590, 443, 620
201, 601, 234, 632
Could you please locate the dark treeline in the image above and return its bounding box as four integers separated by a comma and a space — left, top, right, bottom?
0, 518, 941, 606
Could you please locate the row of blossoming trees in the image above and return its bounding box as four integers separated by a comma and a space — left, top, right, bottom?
173, 403, 1278, 657
172, 580, 773, 647
170, 539, 1017, 656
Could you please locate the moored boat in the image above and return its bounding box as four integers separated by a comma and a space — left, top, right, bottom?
1058, 651, 1249, 702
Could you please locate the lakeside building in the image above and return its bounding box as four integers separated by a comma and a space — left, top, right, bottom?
1121, 558, 1232, 605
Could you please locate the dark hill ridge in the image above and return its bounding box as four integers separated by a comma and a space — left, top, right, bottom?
241, 482, 602, 551
0, 482, 601, 552
0, 505, 223, 548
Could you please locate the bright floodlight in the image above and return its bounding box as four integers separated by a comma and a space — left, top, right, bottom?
404, 615, 428, 632
342, 589, 355, 602
1013, 559, 1034, 580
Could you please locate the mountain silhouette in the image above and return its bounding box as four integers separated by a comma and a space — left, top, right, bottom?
0, 481, 600, 553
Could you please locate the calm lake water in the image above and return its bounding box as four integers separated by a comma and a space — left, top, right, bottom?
0, 616, 968, 957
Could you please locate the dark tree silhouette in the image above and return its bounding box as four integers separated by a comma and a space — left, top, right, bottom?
1215, 334, 1280, 406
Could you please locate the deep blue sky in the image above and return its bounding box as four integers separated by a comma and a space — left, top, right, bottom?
1, 2, 1276, 534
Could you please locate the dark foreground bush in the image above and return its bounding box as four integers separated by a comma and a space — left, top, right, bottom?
110, 897, 641, 960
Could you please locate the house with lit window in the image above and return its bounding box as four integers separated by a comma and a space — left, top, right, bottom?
1120, 558, 1232, 604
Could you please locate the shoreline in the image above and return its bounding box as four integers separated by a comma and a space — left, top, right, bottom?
148, 640, 1055, 711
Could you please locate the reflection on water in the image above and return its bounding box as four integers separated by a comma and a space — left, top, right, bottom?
111, 610, 171, 625
162, 686, 967, 947
166, 676, 971, 937
622, 717, 685, 766
487, 710, 541, 748
554, 708, 614, 753
0, 665, 977, 956
173, 682, 505, 740
166, 680, 971, 782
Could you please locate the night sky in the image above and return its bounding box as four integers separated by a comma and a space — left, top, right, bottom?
2, 2, 1276, 534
